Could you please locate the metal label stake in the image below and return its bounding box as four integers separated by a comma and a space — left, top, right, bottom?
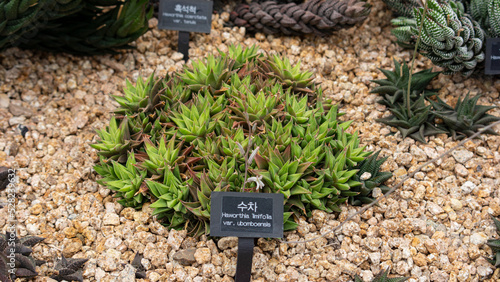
158, 0, 213, 62
235, 238, 255, 282
210, 192, 284, 282
178, 31, 190, 61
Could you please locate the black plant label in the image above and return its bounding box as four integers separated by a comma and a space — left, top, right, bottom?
158, 0, 213, 33
210, 192, 284, 238
485, 38, 500, 75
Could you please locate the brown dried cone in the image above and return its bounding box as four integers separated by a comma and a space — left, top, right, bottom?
231, 0, 371, 36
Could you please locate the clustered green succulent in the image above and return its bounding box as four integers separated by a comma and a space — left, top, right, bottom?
355, 268, 409, 282
385, 0, 500, 76
373, 59, 499, 143
487, 216, 500, 267
0, 0, 152, 54
93, 45, 392, 236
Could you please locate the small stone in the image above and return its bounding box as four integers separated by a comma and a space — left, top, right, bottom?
97, 249, 121, 271
67, 78, 77, 89
9, 103, 34, 117
470, 232, 488, 246
103, 213, 120, 225
117, 264, 136, 282
218, 237, 238, 250
74, 111, 88, 129
9, 116, 26, 126
372, 188, 382, 198
477, 265, 493, 277
424, 239, 439, 254
194, 248, 211, 264
365, 237, 382, 252
173, 248, 196, 266
427, 202, 444, 215
95, 268, 106, 281
30, 204, 43, 215
413, 253, 427, 266
454, 164, 468, 177
172, 52, 184, 62
410, 145, 427, 162
360, 172, 372, 181
395, 260, 410, 275
423, 147, 438, 159
63, 238, 82, 257
0, 94, 9, 108
359, 270, 373, 281
133, 211, 150, 224
167, 229, 186, 251
450, 198, 462, 211
451, 149, 473, 164
460, 181, 477, 194
104, 236, 123, 249
220, 12, 230, 22
341, 221, 360, 237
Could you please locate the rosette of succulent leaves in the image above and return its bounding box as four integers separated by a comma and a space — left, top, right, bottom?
0, 0, 152, 54
0, 232, 44, 281
92, 45, 393, 236
50, 254, 88, 282
385, 0, 500, 76
372, 59, 499, 143
0, 232, 89, 282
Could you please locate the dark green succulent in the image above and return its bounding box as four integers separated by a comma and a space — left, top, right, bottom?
0, 232, 45, 281
348, 151, 392, 206
372, 59, 498, 143
376, 95, 447, 143
50, 254, 88, 282
131, 253, 146, 279
1, 0, 152, 54
487, 216, 500, 267
430, 93, 500, 140
371, 59, 440, 108
94, 45, 377, 236
355, 268, 409, 281
389, 0, 487, 76
465, 0, 500, 37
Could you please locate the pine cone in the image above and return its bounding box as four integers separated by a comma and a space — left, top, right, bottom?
230, 0, 371, 36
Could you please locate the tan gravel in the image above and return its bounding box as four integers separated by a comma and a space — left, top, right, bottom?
1, 0, 500, 281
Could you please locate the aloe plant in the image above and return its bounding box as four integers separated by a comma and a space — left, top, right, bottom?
93, 45, 378, 236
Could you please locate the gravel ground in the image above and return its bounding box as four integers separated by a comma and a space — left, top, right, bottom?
1, 0, 500, 281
